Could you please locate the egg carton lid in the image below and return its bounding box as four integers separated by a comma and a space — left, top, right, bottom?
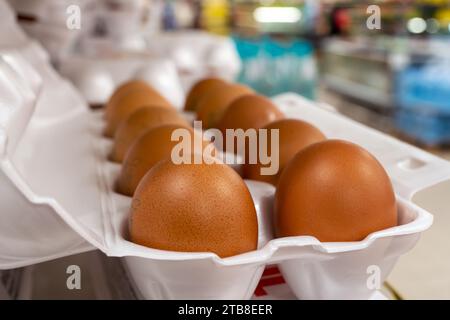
0, 37, 95, 270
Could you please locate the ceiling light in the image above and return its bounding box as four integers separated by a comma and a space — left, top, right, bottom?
253, 7, 302, 24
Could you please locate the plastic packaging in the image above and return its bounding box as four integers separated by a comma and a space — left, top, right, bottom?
0, 3, 94, 267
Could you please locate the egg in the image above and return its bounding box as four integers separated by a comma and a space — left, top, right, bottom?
196, 83, 253, 129
104, 83, 172, 138
218, 94, 284, 132
217, 94, 284, 152
129, 159, 258, 258
105, 80, 149, 117
275, 140, 398, 242
116, 124, 214, 196
184, 77, 227, 112
243, 119, 326, 186
110, 106, 190, 163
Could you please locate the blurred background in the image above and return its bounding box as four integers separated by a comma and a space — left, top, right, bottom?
2, 0, 450, 299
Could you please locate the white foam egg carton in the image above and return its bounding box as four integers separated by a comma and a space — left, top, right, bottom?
58, 54, 186, 109
57, 31, 242, 108
1, 14, 450, 298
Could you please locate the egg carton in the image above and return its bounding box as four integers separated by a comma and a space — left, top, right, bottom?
57, 31, 242, 107
89, 110, 431, 300
1, 27, 450, 299
97, 166, 431, 300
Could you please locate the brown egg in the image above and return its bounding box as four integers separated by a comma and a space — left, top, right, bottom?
104, 80, 149, 117
243, 119, 326, 186
116, 124, 215, 196
104, 85, 172, 138
218, 94, 284, 132
196, 83, 253, 129
184, 77, 227, 112
110, 106, 190, 163
217, 94, 284, 153
275, 140, 398, 242
129, 159, 258, 258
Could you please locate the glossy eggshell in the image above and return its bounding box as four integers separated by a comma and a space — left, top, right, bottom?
243, 119, 326, 186
196, 83, 253, 129
184, 78, 227, 112
275, 140, 398, 242
217, 94, 284, 133
116, 124, 214, 196
111, 106, 190, 163
104, 84, 172, 137
129, 159, 258, 258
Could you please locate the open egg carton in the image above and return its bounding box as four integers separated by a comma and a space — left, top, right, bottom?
2, 3, 450, 300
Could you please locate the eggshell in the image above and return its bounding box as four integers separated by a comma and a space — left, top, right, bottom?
110, 106, 190, 163
218, 94, 284, 131
129, 159, 258, 258
275, 140, 398, 242
104, 80, 149, 117
243, 119, 326, 186
184, 77, 227, 112
116, 124, 215, 196
217, 94, 284, 152
104, 83, 173, 138
196, 83, 253, 129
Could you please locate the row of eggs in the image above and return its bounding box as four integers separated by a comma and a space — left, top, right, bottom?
102, 78, 398, 258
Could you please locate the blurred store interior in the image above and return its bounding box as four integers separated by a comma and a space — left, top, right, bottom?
2, 0, 450, 299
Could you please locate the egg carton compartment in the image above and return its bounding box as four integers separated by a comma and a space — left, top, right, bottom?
0, 24, 449, 297
97, 254, 391, 300
101, 173, 431, 299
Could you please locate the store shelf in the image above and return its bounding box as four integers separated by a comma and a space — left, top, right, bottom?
323, 74, 394, 107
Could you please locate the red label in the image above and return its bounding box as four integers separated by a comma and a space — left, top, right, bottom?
254, 266, 286, 297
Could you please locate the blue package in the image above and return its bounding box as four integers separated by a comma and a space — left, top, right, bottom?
232, 35, 316, 99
